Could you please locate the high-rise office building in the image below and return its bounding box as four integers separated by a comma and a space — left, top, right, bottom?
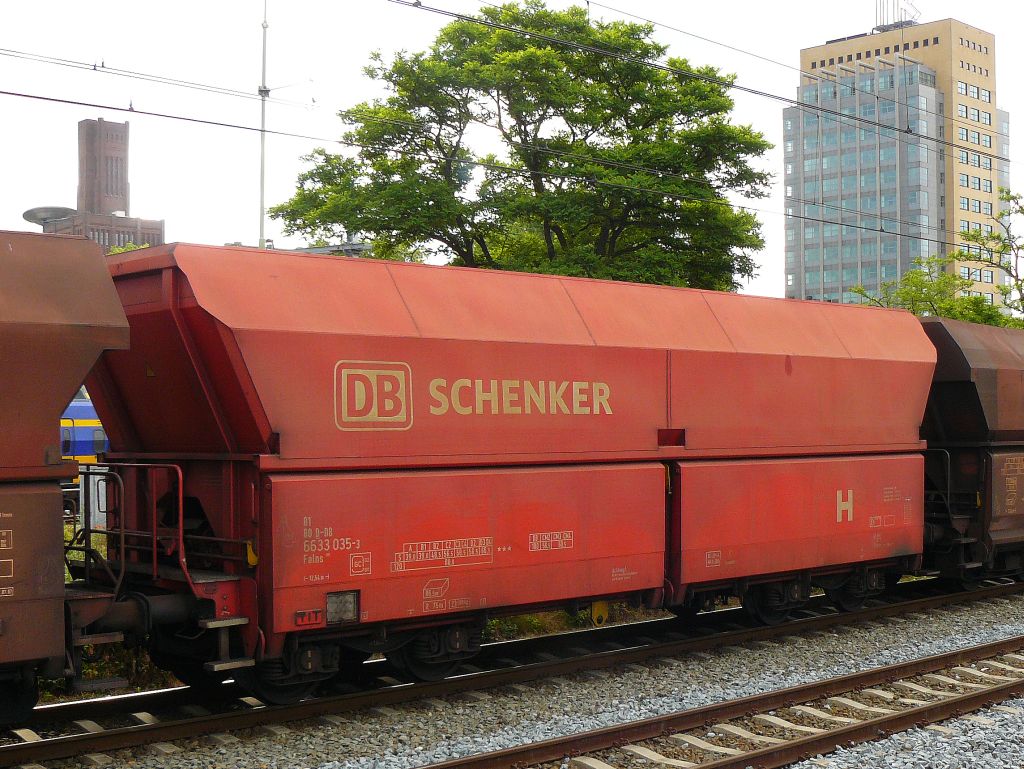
783, 19, 1009, 304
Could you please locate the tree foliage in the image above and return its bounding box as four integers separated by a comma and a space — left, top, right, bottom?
852, 255, 1011, 326
107, 241, 149, 254
956, 189, 1024, 316
854, 189, 1024, 328
271, 1, 771, 289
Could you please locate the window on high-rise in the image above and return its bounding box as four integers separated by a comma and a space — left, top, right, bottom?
908, 144, 928, 163
907, 191, 928, 209
958, 81, 968, 95
982, 179, 993, 192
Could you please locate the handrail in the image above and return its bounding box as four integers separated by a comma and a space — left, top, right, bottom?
77, 462, 192, 595
77, 468, 127, 596
71, 461, 251, 594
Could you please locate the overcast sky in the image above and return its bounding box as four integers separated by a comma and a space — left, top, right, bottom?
1, 1, 1020, 297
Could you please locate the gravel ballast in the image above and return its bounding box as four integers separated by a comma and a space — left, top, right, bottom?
62, 593, 1024, 769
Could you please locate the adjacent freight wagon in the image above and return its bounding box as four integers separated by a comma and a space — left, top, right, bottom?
0, 230, 1022, 720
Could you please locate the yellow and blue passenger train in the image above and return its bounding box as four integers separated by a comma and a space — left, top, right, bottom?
59, 387, 107, 517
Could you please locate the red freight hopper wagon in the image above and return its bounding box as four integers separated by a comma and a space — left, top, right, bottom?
85, 244, 935, 700
0, 232, 129, 720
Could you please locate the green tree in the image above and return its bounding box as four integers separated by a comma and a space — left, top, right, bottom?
107, 241, 149, 254
271, 1, 770, 289
852, 255, 1012, 326
956, 188, 1024, 316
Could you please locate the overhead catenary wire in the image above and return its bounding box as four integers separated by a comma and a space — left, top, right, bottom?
3, 4, 1011, 171
389, 0, 1010, 166
342, 107, 982, 244
0, 47, 311, 108
583, 0, 1011, 141
0, 32, 988, 240
2, 15, 1009, 190
0, 87, 989, 258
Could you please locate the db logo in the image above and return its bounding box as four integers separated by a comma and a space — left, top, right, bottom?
334, 361, 413, 431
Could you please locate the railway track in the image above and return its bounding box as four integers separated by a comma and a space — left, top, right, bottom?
429, 634, 1024, 769
3, 579, 1021, 766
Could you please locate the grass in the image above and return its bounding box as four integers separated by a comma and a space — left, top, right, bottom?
53, 522, 178, 701
482, 603, 672, 642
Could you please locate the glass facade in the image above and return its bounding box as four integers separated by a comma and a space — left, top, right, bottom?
783, 62, 941, 301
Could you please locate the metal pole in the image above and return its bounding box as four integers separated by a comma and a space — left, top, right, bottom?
258, 3, 269, 249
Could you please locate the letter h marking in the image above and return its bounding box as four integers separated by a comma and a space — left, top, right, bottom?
836, 489, 854, 522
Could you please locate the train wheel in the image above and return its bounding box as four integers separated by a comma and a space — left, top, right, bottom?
826, 588, 865, 613
388, 644, 461, 681
743, 584, 790, 626
234, 667, 319, 705
668, 604, 700, 621
386, 626, 479, 682
0, 669, 38, 724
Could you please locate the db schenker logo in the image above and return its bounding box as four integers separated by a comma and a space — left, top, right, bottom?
334, 361, 413, 431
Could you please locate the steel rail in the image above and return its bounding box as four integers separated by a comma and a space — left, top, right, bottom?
420, 634, 1024, 769
4, 580, 1021, 765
